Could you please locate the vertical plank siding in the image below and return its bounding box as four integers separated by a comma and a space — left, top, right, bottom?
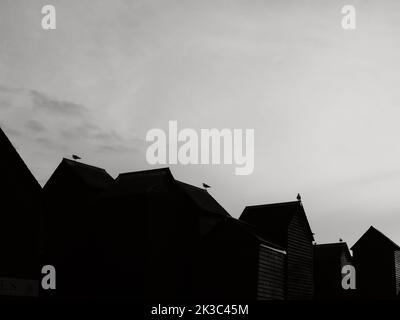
257, 245, 286, 300
395, 251, 400, 296
287, 213, 314, 300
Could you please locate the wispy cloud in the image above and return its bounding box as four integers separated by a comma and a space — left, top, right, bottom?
0, 84, 145, 183
95, 144, 137, 154
35, 137, 66, 151
26, 120, 46, 133
0, 85, 23, 94
59, 123, 121, 141
29, 90, 87, 116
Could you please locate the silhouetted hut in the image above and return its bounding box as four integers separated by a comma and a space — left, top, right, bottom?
314, 242, 353, 300
42, 158, 114, 297
89, 168, 231, 299
240, 200, 314, 300
0, 127, 41, 298
196, 217, 286, 300
351, 226, 400, 299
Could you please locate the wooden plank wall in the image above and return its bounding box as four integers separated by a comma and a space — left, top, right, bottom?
287, 213, 314, 300
257, 245, 286, 300
395, 250, 400, 296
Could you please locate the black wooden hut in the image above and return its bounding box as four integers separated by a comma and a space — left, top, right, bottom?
41, 158, 114, 297
92, 168, 231, 300
351, 226, 400, 299
196, 217, 286, 300
240, 200, 314, 300
0, 127, 41, 298
314, 242, 353, 300
42, 165, 232, 299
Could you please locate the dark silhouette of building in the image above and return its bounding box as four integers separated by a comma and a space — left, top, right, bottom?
42, 164, 233, 299
92, 168, 233, 300
240, 200, 314, 300
5, 125, 400, 301
351, 226, 400, 299
41, 158, 114, 298
196, 217, 286, 300
314, 242, 353, 300
0, 127, 41, 298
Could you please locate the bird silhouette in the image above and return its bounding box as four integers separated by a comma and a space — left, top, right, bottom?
296, 193, 301, 201
202, 183, 211, 190
339, 238, 343, 242
72, 154, 81, 161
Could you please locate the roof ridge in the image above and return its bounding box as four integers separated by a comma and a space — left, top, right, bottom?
351, 225, 400, 250
369, 226, 400, 249
175, 180, 206, 192
176, 180, 229, 217
244, 200, 300, 209
226, 217, 286, 251
117, 167, 171, 177
315, 242, 348, 247
63, 158, 108, 172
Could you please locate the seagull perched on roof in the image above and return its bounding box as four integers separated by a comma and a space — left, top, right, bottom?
202, 183, 211, 190
296, 193, 301, 201
72, 154, 81, 161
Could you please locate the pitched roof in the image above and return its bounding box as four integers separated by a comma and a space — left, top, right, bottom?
0, 126, 41, 193
314, 242, 352, 263
105, 167, 173, 196
228, 217, 286, 252
240, 200, 314, 247
59, 158, 113, 189
104, 168, 230, 217
176, 181, 230, 217
203, 216, 286, 252
351, 226, 400, 251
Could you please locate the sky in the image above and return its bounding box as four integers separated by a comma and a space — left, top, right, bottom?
1, 0, 400, 247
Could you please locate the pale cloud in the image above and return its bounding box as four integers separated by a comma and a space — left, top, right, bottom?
0, 84, 145, 184
29, 90, 87, 116
95, 144, 138, 154
26, 119, 46, 133
35, 136, 66, 151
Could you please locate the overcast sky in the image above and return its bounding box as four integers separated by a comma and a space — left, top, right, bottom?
1, 0, 400, 246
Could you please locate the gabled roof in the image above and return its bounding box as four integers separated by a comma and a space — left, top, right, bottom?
0, 126, 41, 193
104, 167, 230, 217
351, 226, 400, 251
48, 158, 113, 189
176, 181, 229, 217
227, 217, 286, 252
111, 167, 173, 195
314, 242, 352, 263
204, 216, 286, 253
240, 200, 314, 247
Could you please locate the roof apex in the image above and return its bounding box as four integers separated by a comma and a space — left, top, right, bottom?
61, 157, 109, 173
243, 200, 301, 210
45, 157, 114, 189
351, 226, 400, 251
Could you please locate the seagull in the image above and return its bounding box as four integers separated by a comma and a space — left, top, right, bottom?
296, 193, 301, 201
72, 154, 81, 161
339, 238, 343, 242
202, 183, 211, 190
